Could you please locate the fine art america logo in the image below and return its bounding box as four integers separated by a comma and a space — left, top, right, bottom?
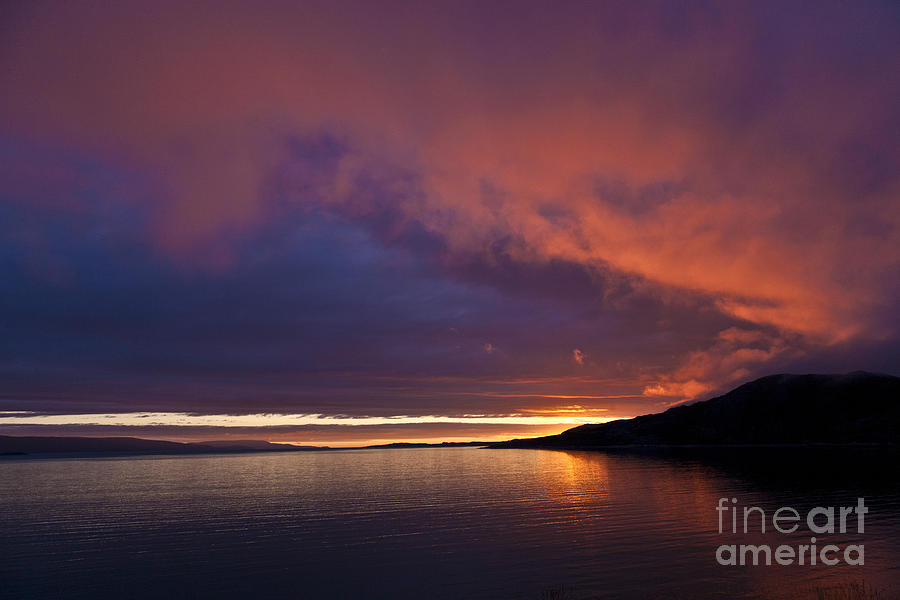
715, 498, 867, 566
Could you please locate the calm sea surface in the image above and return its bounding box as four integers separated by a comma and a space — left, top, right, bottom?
2, 447, 899, 599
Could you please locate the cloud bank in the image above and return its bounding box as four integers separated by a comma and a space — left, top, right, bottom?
1, 0, 899, 442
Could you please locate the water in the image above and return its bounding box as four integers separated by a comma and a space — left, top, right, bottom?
2, 447, 899, 599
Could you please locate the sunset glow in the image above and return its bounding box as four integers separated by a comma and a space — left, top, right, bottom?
2, 0, 898, 444
0, 411, 614, 429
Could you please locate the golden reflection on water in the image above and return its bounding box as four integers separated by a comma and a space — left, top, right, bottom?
539, 449, 900, 600
1, 447, 898, 599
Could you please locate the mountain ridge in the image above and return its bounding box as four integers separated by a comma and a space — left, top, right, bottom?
491, 371, 900, 449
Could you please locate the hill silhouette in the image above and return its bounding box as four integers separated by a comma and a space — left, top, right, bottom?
491, 371, 900, 448
0, 435, 489, 456
0, 435, 321, 455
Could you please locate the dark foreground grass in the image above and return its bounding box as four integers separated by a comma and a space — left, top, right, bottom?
808, 580, 895, 600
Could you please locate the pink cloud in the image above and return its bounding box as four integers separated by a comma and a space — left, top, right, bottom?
3, 0, 898, 402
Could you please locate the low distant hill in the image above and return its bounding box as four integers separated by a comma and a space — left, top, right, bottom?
491, 371, 900, 449
0, 435, 489, 456
196, 440, 324, 450
355, 441, 488, 450
0, 435, 326, 455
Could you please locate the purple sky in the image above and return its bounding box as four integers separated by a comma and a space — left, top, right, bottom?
1, 1, 899, 445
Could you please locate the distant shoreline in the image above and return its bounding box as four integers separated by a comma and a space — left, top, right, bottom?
4, 440, 898, 462
489, 441, 899, 450
0, 435, 489, 458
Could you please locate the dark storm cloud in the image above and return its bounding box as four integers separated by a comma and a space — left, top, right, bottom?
0, 134, 744, 418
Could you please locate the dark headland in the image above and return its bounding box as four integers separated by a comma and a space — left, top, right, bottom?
491, 371, 900, 449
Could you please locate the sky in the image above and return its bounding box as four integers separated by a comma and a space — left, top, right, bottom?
1, 0, 899, 446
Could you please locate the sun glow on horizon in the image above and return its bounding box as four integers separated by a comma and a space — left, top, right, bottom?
0, 410, 622, 428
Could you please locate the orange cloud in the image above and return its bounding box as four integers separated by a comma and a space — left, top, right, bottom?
518, 405, 610, 415
3, 0, 898, 403
642, 327, 798, 403
572, 349, 585, 365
